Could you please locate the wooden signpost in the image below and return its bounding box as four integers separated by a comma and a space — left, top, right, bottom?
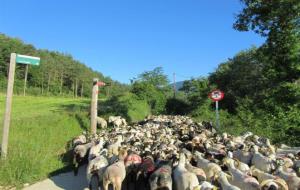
90, 79, 106, 134
209, 89, 224, 129
1, 53, 40, 159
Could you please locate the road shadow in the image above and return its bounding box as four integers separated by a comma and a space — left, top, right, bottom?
24, 165, 88, 190
48, 147, 73, 177
50, 165, 88, 190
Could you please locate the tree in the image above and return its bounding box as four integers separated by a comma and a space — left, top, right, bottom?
234, 0, 300, 109
137, 67, 170, 89
180, 77, 211, 111
209, 47, 265, 112
131, 67, 171, 114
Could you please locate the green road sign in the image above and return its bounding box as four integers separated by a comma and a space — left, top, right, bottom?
16, 54, 40, 65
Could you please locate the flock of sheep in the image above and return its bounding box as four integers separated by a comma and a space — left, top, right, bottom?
72, 115, 300, 190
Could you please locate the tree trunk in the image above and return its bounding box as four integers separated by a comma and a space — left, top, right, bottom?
81, 82, 84, 98
75, 79, 78, 98
60, 72, 63, 95
72, 82, 75, 98
47, 73, 51, 94
41, 76, 44, 95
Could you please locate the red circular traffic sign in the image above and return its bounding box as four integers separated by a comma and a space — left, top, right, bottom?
209, 90, 224, 102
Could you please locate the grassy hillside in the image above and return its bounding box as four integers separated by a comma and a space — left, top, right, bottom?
0, 94, 89, 187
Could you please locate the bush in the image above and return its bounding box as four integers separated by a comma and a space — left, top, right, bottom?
216, 104, 300, 146
131, 82, 168, 114
165, 98, 190, 115
99, 93, 151, 122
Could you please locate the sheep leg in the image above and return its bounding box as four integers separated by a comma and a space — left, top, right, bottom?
103, 179, 109, 190
73, 157, 79, 176
115, 180, 122, 190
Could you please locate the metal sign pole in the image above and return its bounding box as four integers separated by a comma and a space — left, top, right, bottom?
1, 53, 16, 159
215, 101, 220, 129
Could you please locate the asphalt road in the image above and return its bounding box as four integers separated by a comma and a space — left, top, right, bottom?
23, 165, 88, 190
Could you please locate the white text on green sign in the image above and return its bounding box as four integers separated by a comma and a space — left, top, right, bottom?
16, 54, 40, 65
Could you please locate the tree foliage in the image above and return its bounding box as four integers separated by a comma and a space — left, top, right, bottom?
131, 67, 171, 114
0, 34, 128, 97
180, 77, 211, 111
234, 0, 300, 110
175, 1, 300, 145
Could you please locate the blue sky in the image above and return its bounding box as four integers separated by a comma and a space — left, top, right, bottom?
0, 0, 265, 83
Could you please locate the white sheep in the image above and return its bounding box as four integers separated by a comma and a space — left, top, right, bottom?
224, 155, 251, 174
232, 148, 253, 165
73, 142, 94, 176
223, 157, 260, 190
250, 145, 276, 173
109, 116, 127, 128
72, 134, 86, 147
107, 135, 123, 158
232, 131, 253, 144
173, 153, 199, 190
86, 149, 109, 189
194, 151, 222, 181
251, 167, 288, 190
96, 117, 107, 129
193, 181, 216, 190
275, 166, 300, 190
88, 137, 105, 161
215, 171, 241, 190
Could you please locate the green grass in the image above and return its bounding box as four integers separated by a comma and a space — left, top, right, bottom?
0, 94, 90, 187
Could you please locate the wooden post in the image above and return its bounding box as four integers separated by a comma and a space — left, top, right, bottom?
1, 53, 16, 159
23, 64, 29, 96
90, 78, 98, 134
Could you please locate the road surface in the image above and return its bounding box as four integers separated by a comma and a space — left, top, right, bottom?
23, 165, 88, 190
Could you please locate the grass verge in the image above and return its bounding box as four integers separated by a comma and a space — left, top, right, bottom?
0, 95, 89, 187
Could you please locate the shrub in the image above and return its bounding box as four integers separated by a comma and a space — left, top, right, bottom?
165, 98, 190, 115
99, 93, 151, 122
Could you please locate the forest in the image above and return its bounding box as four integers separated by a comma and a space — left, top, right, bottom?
0, 34, 129, 98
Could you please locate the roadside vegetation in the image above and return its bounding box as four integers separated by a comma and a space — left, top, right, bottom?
0, 94, 88, 187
